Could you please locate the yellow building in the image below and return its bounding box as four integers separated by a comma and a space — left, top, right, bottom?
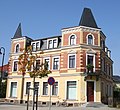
6, 8, 113, 106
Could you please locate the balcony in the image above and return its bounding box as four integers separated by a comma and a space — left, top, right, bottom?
84, 64, 100, 81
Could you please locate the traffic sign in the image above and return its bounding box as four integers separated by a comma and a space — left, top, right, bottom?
48, 77, 55, 85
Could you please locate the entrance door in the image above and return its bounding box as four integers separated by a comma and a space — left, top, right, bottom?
87, 81, 94, 102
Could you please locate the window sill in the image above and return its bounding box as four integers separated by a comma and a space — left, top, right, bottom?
41, 95, 49, 97
9, 97, 17, 99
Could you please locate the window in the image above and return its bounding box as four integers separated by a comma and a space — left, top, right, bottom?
87, 55, 93, 65
34, 82, 39, 95
26, 82, 31, 94
15, 44, 19, 53
36, 42, 40, 51
53, 57, 59, 70
43, 82, 48, 95
10, 82, 17, 97
36, 60, 40, 70
32, 43, 36, 51
88, 35, 93, 45
67, 81, 76, 100
70, 35, 76, 45
52, 82, 58, 95
69, 55, 75, 68
53, 39, 57, 48
87, 54, 95, 73
44, 58, 50, 70
13, 61, 18, 71
48, 39, 58, 49
48, 40, 52, 49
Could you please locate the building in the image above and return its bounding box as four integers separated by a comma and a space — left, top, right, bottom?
0, 64, 9, 79
6, 8, 113, 106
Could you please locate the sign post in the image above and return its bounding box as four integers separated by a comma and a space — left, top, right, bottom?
48, 77, 55, 110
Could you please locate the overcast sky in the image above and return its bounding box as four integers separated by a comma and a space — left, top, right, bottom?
0, 0, 120, 75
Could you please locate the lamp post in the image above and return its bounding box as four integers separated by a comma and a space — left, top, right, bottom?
0, 47, 5, 97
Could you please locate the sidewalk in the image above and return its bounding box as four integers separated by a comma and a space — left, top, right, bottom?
0, 102, 118, 110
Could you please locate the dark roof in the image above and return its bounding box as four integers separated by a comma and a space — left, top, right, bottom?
79, 8, 98, 28
113, 75, 120, 83
13, 23, 22, 39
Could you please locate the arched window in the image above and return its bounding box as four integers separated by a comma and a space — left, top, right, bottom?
15, 44, 19, 53
70, 35, 76, 45
88, 35, 93, 45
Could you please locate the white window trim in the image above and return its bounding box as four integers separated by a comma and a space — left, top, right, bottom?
44, 57, 50, 70
69, 34, 77, 45
85, 80, 96, 102
86, 53, 95, 72
68, 53, 76, 69
65, 80, 78, 100
14, 43, 20, 53
47, 38, 58, 49
52, 56, 60, 70
31, 41, 40, 51
86, 33, 95, 45
42, 81, 48, 96
12, 60, 18, 72
24, 82, 32, 95
51, 81, 59, 96
9, 81, 18, 98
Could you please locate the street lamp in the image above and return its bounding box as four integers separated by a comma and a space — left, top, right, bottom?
0, 47, 5, 97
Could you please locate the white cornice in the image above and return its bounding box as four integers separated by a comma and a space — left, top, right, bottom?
62, 26, 101, 34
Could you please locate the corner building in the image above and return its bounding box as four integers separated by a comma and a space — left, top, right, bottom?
6, 8, 113, 106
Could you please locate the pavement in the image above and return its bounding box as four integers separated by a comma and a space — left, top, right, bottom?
0, 102, 119, 110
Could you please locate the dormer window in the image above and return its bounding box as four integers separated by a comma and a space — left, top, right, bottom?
48, 40, 52, 49
36, 42, 40, 51
15, 44, 19, 53
31, 41, 40, 51
87, 35, 93, 45
32, 43, 36, 51
48, 39, 58, 49
53, 39, 57, 48
69, 35, 76, 45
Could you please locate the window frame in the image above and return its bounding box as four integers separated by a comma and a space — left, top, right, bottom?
15, 44, 20, 53
86, 53, 95, 72
68, 54, 76, 69
42, 82, 48, 95
87, 34, 94, 45
52, 82, 58, 96
44, 57, 50, 70
47, 38, 58, 49
52, 56, 60, 70
12, 61, 18, 72
10, 82, 17, 98
65, 80, 77, 100
69, 34, 76, 45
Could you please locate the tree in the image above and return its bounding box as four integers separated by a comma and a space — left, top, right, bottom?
18, 46, 51, 105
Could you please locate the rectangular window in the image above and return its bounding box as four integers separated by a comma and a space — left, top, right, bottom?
52, 82, 58, 95
53, 39, 57, 48
10, 82, 17, 97
26, 82, 31, 94
36, 60, 40, 70
34, 82, 39, 95
13, 61, 18, 71
48, 40, 52, 49
43, 82, 48, 95
53, 57, 59, 70
45, 58, 50, 70
32, 43, 36, 51
67, 81, 76, 100
36, 42, 40, 51
69, 55, 75, 68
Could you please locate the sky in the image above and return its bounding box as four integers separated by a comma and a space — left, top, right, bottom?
0, 0, 120, 75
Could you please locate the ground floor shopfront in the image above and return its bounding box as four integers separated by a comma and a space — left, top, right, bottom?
6, 74, 113, 106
